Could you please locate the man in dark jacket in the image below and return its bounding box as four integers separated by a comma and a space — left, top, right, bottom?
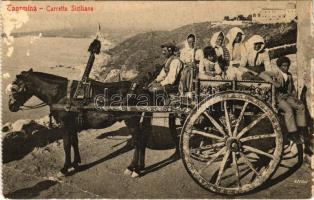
274, 56, 306, 143
149, 42, 183, 92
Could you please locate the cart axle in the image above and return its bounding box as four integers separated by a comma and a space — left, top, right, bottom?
226, 137, 241, 152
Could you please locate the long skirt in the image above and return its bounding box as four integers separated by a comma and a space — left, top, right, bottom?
178, 66, 194, 95
225, 66, 243, 80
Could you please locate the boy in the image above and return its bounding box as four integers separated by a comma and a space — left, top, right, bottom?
274, 56, 306, 143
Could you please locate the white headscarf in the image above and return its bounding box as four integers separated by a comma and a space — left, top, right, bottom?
244, 35, 267, 66
182, 34, 195, 49
245, 35, 265, 53
210, 31, 225, 47
210, 31, 225, 57
226, 27, 245, 44
226, 27, 245, 49
180, 34, 203, 64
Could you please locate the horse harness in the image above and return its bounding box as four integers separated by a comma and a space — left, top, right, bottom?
64, 79, 94, 128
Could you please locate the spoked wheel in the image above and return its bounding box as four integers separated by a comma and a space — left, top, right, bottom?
180, 92, 283, 195
169, 105, 194, 150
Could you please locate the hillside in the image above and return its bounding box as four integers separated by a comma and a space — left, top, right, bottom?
94, 21, 297, 82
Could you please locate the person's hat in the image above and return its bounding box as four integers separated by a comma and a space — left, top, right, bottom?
161, 42, 176, 51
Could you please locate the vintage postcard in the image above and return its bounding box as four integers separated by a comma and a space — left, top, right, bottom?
1, 0, 313, 198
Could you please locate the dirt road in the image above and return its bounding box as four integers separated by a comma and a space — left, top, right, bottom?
2, 116, 313, 199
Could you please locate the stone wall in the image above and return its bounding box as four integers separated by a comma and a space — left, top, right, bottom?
296, 0, 314, 117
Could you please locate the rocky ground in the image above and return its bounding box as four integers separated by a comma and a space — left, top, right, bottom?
1, 114, 313, 199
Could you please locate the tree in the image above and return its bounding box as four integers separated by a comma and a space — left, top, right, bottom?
247, 14, 252, 21
238, 15, 245, 21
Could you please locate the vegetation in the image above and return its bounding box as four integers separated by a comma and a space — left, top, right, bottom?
98, 21, 297, 81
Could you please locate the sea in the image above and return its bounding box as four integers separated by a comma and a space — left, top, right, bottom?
2, 36, 104, 123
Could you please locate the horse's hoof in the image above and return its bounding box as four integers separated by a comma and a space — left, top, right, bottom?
56, 172, 66, 179
72, 162, 80, 170
131, 171, 140, 178
76, 158, 81, 164
124, 168, 133, 176
171, 151, 181, 159
60, 167, 69, 175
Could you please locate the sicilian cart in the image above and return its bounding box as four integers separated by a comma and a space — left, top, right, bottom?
95, 77, 282, 195
50, 37, 286, 195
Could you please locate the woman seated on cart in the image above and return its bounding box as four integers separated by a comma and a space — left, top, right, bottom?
179, 33, 204, 97
225, 27, 246, 80
210, 31, 230, 73
238, 35, 273, 80
221, 34, 272, 81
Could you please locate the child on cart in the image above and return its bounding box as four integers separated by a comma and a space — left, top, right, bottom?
198, 46, 223, 80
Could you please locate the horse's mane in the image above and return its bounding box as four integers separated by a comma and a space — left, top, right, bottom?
32, 71, 132, 88
33, 72, 69, 84
27, 71, 150, 101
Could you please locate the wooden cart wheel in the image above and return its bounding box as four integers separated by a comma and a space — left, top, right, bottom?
180, 92, 283, 195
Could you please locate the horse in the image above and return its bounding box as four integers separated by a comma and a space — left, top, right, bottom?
8, 68, 178, 177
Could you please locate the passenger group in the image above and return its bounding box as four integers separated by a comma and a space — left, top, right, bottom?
148, 27, 306, 143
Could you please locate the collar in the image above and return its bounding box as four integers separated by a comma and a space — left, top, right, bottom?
184, 46, 195, 51
204, 58, 215, 64
279, 70, 288, 82
165, 55, 175, 64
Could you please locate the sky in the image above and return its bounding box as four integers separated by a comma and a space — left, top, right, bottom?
2, 0, 296, 33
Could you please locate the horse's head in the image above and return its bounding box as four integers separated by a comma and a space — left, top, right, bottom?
8, 69, 34, 112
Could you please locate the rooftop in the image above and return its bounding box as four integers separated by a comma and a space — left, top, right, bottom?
261, 8, 285, 10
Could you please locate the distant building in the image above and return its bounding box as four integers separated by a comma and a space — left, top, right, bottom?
252, 3, 296, 24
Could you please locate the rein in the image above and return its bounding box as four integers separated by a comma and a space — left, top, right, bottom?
19, 102, 54, 129
20, 102, 48, 110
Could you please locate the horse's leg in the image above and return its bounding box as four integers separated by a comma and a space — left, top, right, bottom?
138, 112, 152, 169
127, 131, 139, 172
60, 125, 72, 174
71, 131, 81, 169
124, 116, 142, 176
169, 113, 180, 155
129, 113, 152, 178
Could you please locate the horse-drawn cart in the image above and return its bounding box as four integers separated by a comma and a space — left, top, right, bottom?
71, 39, 282, 195
60, 78, 283, 195
9, 37, 286, 195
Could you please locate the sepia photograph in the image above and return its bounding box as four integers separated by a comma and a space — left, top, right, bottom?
1, 0, 313, 198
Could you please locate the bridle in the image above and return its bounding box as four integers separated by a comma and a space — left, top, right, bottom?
10, 83, 48, 111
